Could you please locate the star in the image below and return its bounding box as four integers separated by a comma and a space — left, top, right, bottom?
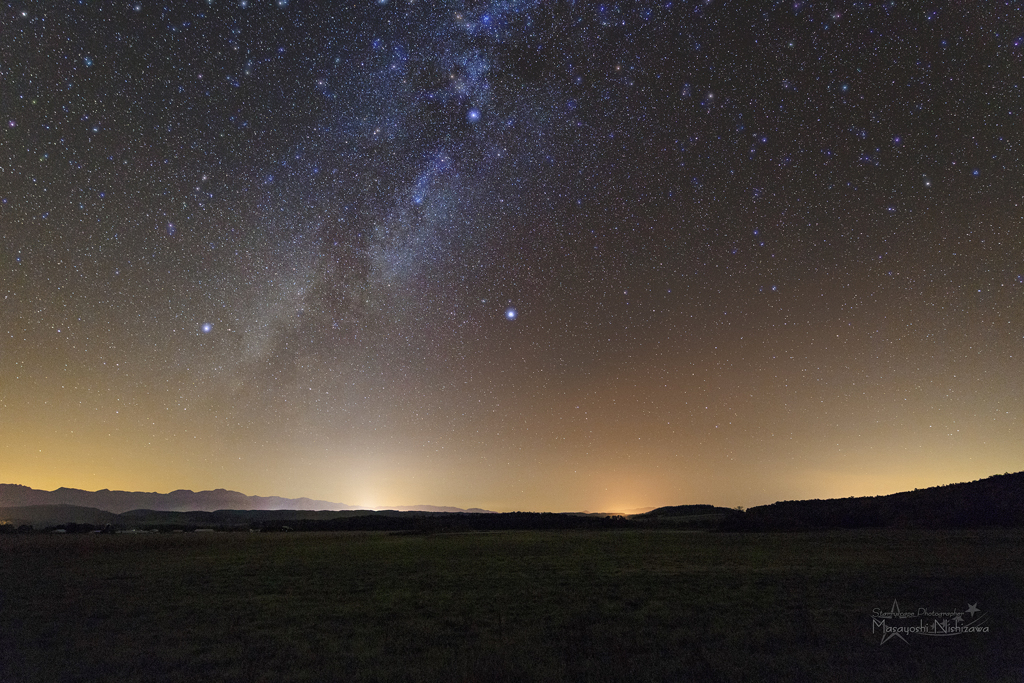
966, 603, 981, 617
3, 0, 1022, 521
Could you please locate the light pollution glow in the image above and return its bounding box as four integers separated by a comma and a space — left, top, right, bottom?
1, 1, 1021, 511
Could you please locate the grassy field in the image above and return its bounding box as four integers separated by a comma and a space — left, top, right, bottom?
1, 529, 1022, 682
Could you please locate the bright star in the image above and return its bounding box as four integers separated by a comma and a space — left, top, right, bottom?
201, 323, 213, 333
505, 307, 517, 320
467, 108, 481, 122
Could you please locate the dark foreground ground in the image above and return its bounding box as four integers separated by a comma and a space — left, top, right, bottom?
1, 529, 1021, 682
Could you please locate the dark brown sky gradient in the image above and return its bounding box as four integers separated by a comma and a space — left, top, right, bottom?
1, 1, 1021, 510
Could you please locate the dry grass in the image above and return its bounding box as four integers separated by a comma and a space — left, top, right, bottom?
1, 529, 1022, 682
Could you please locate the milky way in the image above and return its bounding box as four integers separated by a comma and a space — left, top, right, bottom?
1, 1, 1022, 510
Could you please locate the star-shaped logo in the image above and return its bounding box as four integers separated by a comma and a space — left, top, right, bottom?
966, 603, 981, 617
879, 626, 907, 645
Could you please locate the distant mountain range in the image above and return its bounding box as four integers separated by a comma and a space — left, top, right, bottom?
3, 472, 1023, 532
0, 484, 492, 515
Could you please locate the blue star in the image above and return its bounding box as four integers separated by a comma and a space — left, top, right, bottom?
505, 307, 517, 320
467, 108, 481, 123
201, 323, 213, 334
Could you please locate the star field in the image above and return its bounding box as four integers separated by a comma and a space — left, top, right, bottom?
1, 0, 1022, 510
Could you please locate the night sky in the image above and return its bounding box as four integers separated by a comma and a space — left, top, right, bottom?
2, 1, 1022, 512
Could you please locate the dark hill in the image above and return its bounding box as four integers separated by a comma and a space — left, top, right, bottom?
636, 504, 735, 518
631, 504, 734, 529
719, 471, 1024, 531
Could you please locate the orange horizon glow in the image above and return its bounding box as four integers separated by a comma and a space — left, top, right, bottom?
2, 3, 1021, 517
